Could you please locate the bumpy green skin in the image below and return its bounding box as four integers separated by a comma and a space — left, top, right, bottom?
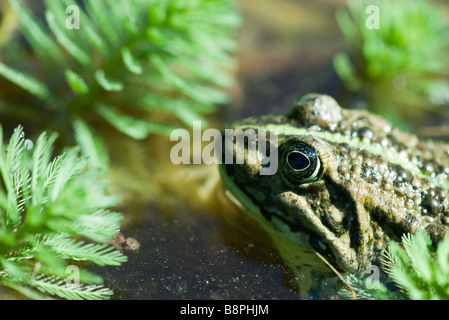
220, 94, 449, 275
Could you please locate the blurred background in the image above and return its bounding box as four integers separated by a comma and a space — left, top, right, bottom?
1, 0, 449, 299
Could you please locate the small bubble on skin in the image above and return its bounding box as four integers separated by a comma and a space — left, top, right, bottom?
405, 199, 415, 210
363, 167, 372, 181
380, 138, 390, 148
374, 144, 382, 152
343, 129, 352, 139
329, 123, 338, 131
412, 178, 422, 190
387, 170, 397, 183
399, 150, 408, 161
425, 165, 437, 179
378, 163, 388, 176
383, 182, 392, 191
373, 171, 382, 183
396, 186, 406, 196
359, 128, 374, 141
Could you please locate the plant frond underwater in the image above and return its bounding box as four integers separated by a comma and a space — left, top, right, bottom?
0, 0, 241, 140
339, 230, 449, 300
0, 125, 127, 300
333, 0, 449, 126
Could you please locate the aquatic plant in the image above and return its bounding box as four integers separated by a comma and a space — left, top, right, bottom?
0, 125, 126, 299
333, 0, 449, 125
0, 0, 240, 140
340, 230, 449, 300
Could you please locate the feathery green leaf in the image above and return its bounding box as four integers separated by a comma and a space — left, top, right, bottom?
0, 126, 126, 299
0, 62, 50, 98
73, 119, 109, 171
32, 274, 114, 300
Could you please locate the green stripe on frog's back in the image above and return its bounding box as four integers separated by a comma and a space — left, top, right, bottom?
233, 123, 449, 190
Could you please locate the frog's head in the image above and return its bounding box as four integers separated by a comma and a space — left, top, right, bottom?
219, 94, 383, 275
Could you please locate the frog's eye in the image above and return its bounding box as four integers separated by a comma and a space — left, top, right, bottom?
279, 138, 324, 186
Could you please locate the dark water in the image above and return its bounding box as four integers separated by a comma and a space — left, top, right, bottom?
94, 200, 301, 300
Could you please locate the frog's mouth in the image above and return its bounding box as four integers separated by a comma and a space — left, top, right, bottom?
218, 164, 344, 273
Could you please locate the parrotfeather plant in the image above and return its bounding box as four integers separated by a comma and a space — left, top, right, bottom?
0, 0, 240, 140
0, 0, 240, 300
339, 230, 449, 300
333, 0, 449, 126
0, 124, 126, 299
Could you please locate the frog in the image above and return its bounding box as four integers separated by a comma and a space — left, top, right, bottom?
218, 93, 449, 296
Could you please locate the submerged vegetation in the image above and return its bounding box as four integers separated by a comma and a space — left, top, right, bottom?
333, 0, 449, 127
0, 125, 126, 299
